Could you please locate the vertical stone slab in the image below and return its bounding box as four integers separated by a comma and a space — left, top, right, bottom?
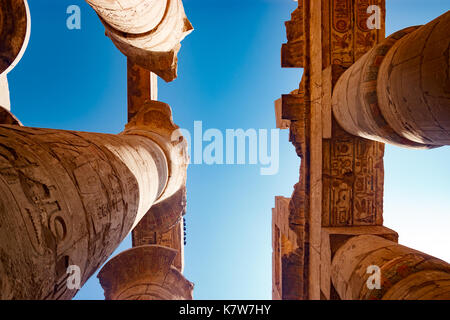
275, 0, 386, 300
322, 0, 385, 229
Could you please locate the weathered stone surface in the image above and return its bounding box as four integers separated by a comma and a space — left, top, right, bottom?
98, 245, 193, 300
0, 0, 30, 75
333, 11, 450, 148
86, 0, 193, 82
275, 0, 387, 300
0, 125, 171, 299
322, 119, 385, 227
132, 212, 185, 272
331, 235, 450, 300
272, 196, 301, 300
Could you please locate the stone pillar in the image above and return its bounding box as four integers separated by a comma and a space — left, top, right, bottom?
98, 245, 193, 300
333, 11, 450, 148
331, 235, 450, 300
0, 0, 31, 75
0, 100, 188, 300
85, 0, 194, 82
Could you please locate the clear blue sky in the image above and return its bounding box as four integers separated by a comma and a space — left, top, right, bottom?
8, 0, 450, 300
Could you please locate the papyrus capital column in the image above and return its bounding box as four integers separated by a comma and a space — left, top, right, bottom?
332, 11, 450, 148
331, 235, 450, 300
0, 122, 178, 299
98, 245, 193, 300
85, 0, 194, 82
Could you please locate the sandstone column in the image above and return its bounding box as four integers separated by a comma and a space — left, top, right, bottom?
85, 0, 194, 82
0, 100, 188, 300
98, 245, 193, 300
96, 56, 191, 300
332, 11, 450, 148
331, 235, 450, 300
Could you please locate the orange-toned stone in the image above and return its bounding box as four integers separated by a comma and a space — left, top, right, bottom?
86, 0, 193, 82
98, 245, 193, 300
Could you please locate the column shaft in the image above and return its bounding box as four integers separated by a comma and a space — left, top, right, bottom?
0, 125, 168, 299
331, 235, 450, 300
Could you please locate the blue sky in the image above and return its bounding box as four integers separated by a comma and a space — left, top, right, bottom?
8, 0, 450, 300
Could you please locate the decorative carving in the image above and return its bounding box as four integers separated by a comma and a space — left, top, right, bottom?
0, 125, 170, 299
322, 120, 384, 227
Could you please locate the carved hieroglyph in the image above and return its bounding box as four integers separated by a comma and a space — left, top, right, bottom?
86, 0, 193, 82
333, 11, 450, 148
277, 0, 386, 300
0, 125, 167, 299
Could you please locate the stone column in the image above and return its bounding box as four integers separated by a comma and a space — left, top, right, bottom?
0, 0, 31, 75
0, 100, 188, 300
85, 0, 194, 82
331, 235, 450, 300
272, 196, 301, 300
333, 11, 450, 148
0, 0, 31, 112
98, 245, 193, 300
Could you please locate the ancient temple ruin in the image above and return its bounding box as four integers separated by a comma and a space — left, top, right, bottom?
0, 0, 193, 300
272, 1, 450, 300
1, 0, 449, 301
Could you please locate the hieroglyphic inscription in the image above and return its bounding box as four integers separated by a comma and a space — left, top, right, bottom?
322, 0, 385, 227
323, 120, 384, 226
0, 125, 160, 300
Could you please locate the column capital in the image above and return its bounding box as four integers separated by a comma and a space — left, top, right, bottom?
98, 245, 193, 300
